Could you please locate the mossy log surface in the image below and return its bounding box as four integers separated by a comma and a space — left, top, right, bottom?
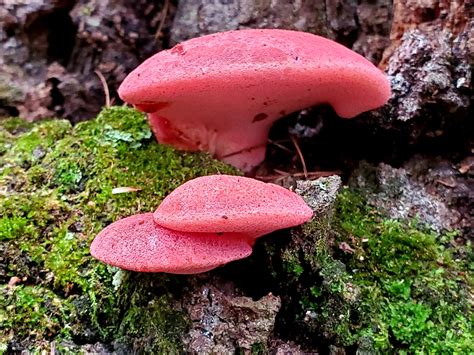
0, 107, 236, 353
0, 107, 472, 353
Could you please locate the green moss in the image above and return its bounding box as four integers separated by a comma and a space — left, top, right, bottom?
1, 119, 71, 169
283, 253, 304, 278
250, 342, 267, 354
115, 273, 189, 353
0, 106, 238, 352
0, 216, 32, 241
235, 342, 267, 355
0, 118, 33, 157
0, 285, 76, 345
301, 188, 473, 352
281, 212, 333, 281
0, 117, 33, 134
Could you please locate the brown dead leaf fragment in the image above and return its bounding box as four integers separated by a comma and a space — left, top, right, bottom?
339, 242, 355, 254
8, 276, 21, 288
458, 157, 474, 174
436, 178, 457, 188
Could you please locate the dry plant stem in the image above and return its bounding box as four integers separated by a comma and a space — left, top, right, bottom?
256, 170, 340, 181
155, 0, 170, 40
290, 136, 308, 179
95, 70, 110, 108
268, 139, 294, 153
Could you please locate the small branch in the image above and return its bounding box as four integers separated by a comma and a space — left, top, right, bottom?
290, 135, 308, 179
273, 168, 290, 175
95, 70, 110, 108
256, 170, 340, 181
268, 139, 293, 153
155, 0, 170, 40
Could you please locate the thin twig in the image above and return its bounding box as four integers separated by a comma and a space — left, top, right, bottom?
268, 139, 293, 153
155, 0, 170, 40
290, 135, 308, 179
256, 170, 340, 181
292, 171, 341, 178
273, 168, 290, 175
95, 70, 110, 108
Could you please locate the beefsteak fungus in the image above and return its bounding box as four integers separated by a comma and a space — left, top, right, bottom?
91, 175, 313, 273
153, 175, 313, 238
90, 213, 252, 274
119, 29, 391, 171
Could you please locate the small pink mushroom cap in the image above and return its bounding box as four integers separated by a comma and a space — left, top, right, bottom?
90, 213, 252, 274
119, 29, 391, 171
153, 175, 313, 238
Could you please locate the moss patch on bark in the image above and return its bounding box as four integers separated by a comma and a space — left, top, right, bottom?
0, 106, 236, 352
301, 189, 473, 352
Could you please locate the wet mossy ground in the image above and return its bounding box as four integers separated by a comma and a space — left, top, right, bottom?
0, 106, 236, 353
1, 107, 472, 353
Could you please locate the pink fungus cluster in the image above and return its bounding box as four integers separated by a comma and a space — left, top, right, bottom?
119, 29, 391, 171
90, 175, 313, 274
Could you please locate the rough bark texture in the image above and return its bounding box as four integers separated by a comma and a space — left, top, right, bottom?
375, 0, 473, 137
0, 0, 171, 122
171, 0, 392, 64
350, 159, 469, 234
381, 0, 471, 66
183, 278, 281, 353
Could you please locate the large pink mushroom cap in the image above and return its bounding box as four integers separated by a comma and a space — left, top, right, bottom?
153, 175, 313, 238
90, 213, 252, 274
119, 29, 391, 171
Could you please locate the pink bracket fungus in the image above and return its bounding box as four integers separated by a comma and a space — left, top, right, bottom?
153, 175, 313, 238
90, 213, 252, 274
90, 175, 313, 274
119, 29, 391, 171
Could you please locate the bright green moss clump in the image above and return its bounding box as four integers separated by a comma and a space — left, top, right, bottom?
301, 189, 473, 353
0, 285, 76, 341
0, 107, 237, 352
